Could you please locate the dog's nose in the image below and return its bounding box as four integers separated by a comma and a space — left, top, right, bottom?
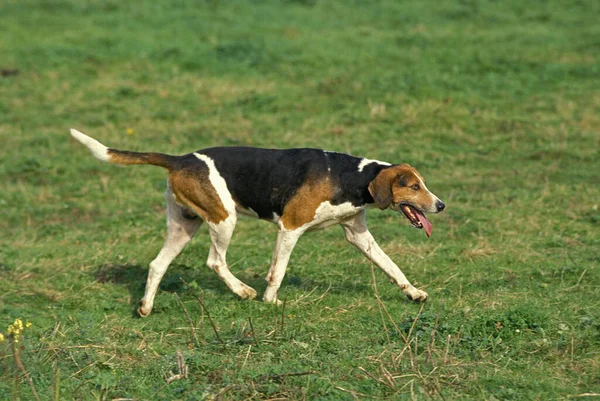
435, 200, 445, 212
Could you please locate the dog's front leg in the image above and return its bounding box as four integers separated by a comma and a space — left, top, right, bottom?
341, 211, 428, 302
263, 228, 303, 305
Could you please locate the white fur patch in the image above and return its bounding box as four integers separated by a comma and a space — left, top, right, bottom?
312, 201, 362, 228
357, 158, 391, 172
70, 129, 109, 161
193, 153, 236, 213
281, 201, 363, 232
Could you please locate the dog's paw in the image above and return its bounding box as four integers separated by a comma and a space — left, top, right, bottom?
263, 294, 283, 306
137, 301, 152, 317
238, 285, 258, 300
405, 288, 428, 302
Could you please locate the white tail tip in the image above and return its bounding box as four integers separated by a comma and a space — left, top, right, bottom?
70, 128, 110, 162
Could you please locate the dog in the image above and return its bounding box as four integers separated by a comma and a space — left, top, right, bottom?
70, 129, 445, 316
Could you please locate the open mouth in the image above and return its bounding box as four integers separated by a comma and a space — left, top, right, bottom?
400, 204, 433, 237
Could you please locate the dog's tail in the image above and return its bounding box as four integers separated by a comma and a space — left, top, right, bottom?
70, 129, 177, 170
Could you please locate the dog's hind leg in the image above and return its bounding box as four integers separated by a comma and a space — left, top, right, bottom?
138, 188, 202, 317
206, 215, 257, 300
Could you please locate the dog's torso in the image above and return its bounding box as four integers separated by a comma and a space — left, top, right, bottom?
171, 147, 391, 229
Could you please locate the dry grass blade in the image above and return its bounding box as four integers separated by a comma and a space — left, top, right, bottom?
12, 343, 41, 401
164, 351, 188, 384
180, 278, 224, 344
174, 293, 201, 348
374, 294, 409, 343
280, 296, 287, 332
248, 316, 258, 346
358, 366, 397, 391
52, 360, 60, 401
370, 262, 392, 346
261, 371, 316, 383
407, 304, 425, 342
425, 309, 441, 366
334, 385, 367, 400
443, 335, 451, 365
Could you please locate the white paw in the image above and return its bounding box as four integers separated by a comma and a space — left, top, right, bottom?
237, 285, 258, 300
137, 300, 152, 317
405, 287, 428, 302
263, 293, 283, 306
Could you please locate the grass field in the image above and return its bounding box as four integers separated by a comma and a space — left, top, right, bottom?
1, 0, 599, 399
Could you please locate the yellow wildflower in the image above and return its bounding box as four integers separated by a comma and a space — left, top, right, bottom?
126, 128, 134, 135
6, 318, 30, 343
0, 333, 4, 342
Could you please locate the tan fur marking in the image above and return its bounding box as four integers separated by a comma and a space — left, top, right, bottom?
107, 149, 173, 168
280, 177, 334, 230
391, 167, 435, 210
169, 169, 229, 224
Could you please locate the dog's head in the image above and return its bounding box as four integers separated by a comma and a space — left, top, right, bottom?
368, 164, 445, 237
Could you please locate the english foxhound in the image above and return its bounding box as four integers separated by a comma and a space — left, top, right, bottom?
70, 129, 445, 316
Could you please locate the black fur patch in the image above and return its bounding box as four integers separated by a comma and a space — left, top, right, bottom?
174, 147, 391, 219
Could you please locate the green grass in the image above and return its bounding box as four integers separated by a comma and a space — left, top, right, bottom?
1, 0, 599, 399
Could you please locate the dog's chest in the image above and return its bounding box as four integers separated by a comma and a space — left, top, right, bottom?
305, 201, 363, 231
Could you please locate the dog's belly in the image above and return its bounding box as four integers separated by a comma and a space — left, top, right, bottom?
235, 204, 259, 218
235, 204, 281, 224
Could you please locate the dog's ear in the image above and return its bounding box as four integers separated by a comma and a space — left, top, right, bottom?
368, 168, 396, 209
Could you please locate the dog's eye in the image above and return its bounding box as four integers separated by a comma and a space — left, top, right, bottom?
411, 184, 420, 191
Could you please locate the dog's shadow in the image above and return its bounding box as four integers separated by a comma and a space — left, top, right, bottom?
94, 263, 257, 315
94, 262, 383, 316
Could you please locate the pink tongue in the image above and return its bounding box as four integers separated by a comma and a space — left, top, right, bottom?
414, 209, 432, 237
